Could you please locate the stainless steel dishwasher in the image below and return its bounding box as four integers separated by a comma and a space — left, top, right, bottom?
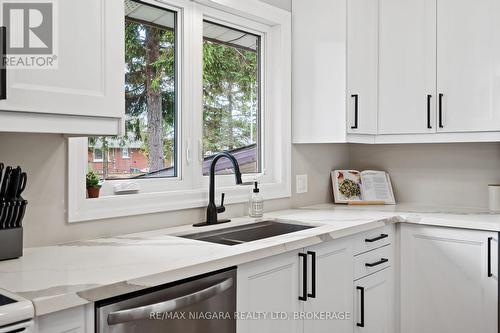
96, 267, 236, 333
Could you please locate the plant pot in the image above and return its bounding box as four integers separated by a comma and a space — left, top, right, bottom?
87, 187, 101, 199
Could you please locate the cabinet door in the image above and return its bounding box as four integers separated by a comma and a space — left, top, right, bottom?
401, 224, 498, 333
35, 304, 94, 333
303, 239, 354, 333
0, 0, 124, 121
292, 0, 347, 143
378, 0, 436, 134
354, 267, 395, 333
347, 0, 378, 134
237, 251, 302, 333
437, 0, 500, 132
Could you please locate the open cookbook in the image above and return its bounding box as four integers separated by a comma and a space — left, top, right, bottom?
331, 170, 396, 204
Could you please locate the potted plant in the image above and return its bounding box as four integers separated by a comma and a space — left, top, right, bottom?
86, 170, 102, 199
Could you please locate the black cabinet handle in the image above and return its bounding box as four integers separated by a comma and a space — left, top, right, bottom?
365, 233, 388, 243
298, 253, 307, 301
488, 237, 493, 278
427, 95, 432, 129
438, 93, 444, 128
365, 258, 389, 267
0, 26, 6, 100
356, 286, 365, 327
351, 94, 358, 129
307, 251, 316, 298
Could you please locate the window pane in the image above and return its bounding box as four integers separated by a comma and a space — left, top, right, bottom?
202, 21, 261, 175
88, 0, 177, 180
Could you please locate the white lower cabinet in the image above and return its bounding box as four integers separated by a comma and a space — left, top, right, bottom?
303, 239, 354, 333
30, 224, 498, 333
35, 304, 94, 333
237, 239, 354, 333
354, 267, 395, 333
401, 224, 498, 333
237, 250, 302, 333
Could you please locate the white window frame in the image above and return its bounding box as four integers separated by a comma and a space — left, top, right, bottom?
68, 0, 291, 223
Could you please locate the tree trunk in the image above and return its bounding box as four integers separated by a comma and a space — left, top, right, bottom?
145, 27, 164, 173
102, 137, 109, 179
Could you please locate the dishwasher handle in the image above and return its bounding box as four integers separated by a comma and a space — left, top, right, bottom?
107, 277, 234, 326
0, 320, 34, 333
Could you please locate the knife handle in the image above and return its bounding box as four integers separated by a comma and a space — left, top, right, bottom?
18, 172, 27, 198
0, 166, 11, 199
7, 168, 20, 200
14, 200, 27, 228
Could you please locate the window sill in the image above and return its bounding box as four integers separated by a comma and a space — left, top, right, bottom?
69, 181, 290, 222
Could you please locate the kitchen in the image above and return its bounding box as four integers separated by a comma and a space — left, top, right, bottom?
0, 0, 499, 332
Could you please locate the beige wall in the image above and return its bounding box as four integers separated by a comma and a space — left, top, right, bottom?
0, 133, 348, 246
350, 143, 500, 208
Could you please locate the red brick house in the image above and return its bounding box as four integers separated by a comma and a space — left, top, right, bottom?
88, 141, 150, 179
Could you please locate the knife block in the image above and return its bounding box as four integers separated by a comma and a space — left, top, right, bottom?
0, 227, 23, 261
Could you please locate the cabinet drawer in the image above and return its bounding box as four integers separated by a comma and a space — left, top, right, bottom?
354, 244, 392, 280
353, 225, 393, 255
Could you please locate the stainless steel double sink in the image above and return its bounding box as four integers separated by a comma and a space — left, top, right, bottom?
180, 220, 315, 246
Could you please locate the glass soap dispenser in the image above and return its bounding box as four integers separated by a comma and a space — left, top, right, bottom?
249, 181, 264, 218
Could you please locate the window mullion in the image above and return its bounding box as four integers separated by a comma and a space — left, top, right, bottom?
188, 5, 205, 190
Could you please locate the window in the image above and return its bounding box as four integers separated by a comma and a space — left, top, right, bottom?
202, 21, 261, 175
68, 0, 291, 223
88, 0, 177, 180
93, 148, 103, 163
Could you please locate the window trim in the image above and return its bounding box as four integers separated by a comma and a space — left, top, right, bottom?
68, 0, 291, 223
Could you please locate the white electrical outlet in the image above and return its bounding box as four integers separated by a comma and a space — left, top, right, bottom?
296, 174, 308, 194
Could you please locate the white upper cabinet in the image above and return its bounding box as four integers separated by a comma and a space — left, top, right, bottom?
293, 0, 500, 143
436, 0, 500, 132
292, 0, 347, 143
378, 0, 436, 134
0, 0, 124, 135
347, 0, 378, 134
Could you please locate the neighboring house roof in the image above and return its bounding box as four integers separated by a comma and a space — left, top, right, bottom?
134, 143, 258, 178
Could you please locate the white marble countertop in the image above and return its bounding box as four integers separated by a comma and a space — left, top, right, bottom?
1, 203, 500, 317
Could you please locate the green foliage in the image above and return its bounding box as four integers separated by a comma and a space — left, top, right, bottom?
92, 20, 259, 178
202, 40, 259, 155
124, 21, 176, 163
86, 170, 101, 189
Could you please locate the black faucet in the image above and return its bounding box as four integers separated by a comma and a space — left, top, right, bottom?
193, 152, 244, 227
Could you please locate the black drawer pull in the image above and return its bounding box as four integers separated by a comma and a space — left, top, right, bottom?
307, 251, 316, 298
0, 26, 6, 100
298, 253, 307, 301
351, 94, 358, 129
356, 286, 365, 327
365, 234, 388, 243
365, 258, 389, 267
427, 94, 432, 129
488, 237, 493, 278
438, 93, 444, 128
